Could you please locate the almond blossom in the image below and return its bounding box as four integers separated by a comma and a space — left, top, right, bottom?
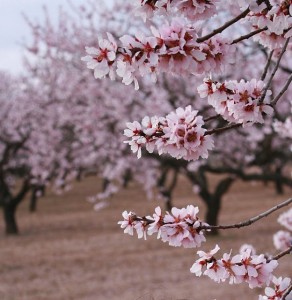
81, 33, 117, 79
258, 276, 292, 300
118, 210, 137, 235
273, 230, 292, 250
248, 1, 292, 49
124, 105, 214, 161
82, 19, 235, 90
198, 78, 274, 125
190, 245, 279, 288
132, 0, 219, 21
118, 205, 208, 248
278, 208, 292, 231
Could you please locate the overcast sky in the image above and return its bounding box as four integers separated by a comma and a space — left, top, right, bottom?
0, 0, 85, 74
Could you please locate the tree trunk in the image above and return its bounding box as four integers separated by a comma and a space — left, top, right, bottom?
3, 203, 18, 235
122, 169, 132, 188
165, 194, 172, 211
275, 167, 284, 195
29, 192, 38, 212
205, 196, 221, 236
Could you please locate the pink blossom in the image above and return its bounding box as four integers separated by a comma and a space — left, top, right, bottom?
118, 210, 137, 235
191, 246, 279, 288
248, 2, 292, 49
259, 276, 292, 300
119, 205, 208, 248
278, 208, 292, 231
124, 106, 214, 161
221, 252, 246, 284
81, 33, 117, 79
132, 0, 218, 22
239, 244, 257, 255
273, 230, 292, 250
198, 78, 273, 125
147, 206, 163, 236
190, 244, 221, 276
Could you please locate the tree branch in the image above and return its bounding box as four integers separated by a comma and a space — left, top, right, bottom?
260, 38, 290, 102
271, 73, 292, 106
261, 49, 274, 81
132, 199, 292, 232
269, 246, 292, 262
282, 284, 292, 300
200, 198, 292, 230
231, 27, 267, 45
197, 8, 250, 43
205, 123, 242, 136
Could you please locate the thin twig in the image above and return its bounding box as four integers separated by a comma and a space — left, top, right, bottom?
205, 123, 242, 136
133, 198, 292, 233
260, 38, 290, 102
200, 198, 292, 230
270, 246, 292, 262
271, 73, 292, 105
231, 27, 267, 44
282, 284, 292, 300
197, 8, 250, 43
261, 49, 274, 81
204, 114, 221, 122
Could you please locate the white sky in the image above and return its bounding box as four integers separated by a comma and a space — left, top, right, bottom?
0, 0, 85, 74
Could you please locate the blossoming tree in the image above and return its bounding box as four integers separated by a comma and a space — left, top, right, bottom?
82, 0, 292, 299
22, 0, 291, 234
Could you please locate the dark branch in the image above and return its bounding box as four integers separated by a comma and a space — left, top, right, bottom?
260, 38, 290, 102
231, 27, 267, 44
261, 49, 274, 81
271, 73, 292, 105
197, 8, 250, 43
205, 123, 242, 136
200, 198, 292, 230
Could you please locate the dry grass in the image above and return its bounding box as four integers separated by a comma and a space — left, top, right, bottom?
0, 176, 291, 300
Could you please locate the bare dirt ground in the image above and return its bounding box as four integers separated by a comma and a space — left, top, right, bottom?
0, 176, 291, 300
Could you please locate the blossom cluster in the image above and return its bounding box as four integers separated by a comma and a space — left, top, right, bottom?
190, 245, 279, 289
118, 205, 209, 248
248, 1, 292, 49
258, 276, 292, 300
82, 19, 234, 90
124, 105, 214, 161
133, 0, 219, 22
198, 78, 273, 125
273, 208, 292, 250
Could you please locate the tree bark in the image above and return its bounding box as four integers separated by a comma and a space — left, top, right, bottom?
275, 166, 284, 195
204, 177, 235, 235
29, 192, 38, 212
3, 203, 18, 235
1, 179, 30, 235
29, 186, 45, 212
205, 196, 221, 235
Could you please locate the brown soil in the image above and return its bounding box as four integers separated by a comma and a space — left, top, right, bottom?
0, 176, 291, 300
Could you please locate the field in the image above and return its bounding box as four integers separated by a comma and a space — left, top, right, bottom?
0, 176, 291, 300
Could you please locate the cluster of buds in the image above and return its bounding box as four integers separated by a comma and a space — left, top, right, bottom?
190, 245, 279, 289
198, 78, 273, 125
118, 205, 209, 248
82, 19, 234, 90
133, 0, 219, 21
123, 105, 214, 161
248, 1, 292, 49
